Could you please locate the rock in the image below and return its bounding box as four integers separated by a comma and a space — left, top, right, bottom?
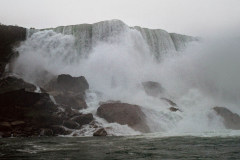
63, 120, 79, 129
213, 107, 240, 130
10, 121, 25, 126
0, 76, 36, 94
44, 74, 89, 109
54, 93, 87, 110
0, 89, 62, 137
161, 98, 177, 106
72, 113, 94, 126
93, 128, 107, 136
51, 125, 72, 135
142, 81, 164, 97
0, 89, 57, 123
46, 74, 89, 93
0, 122, 12, 131
97, 102, 150, 133
169, 107, 180, 112
0, 25, 26, 77
40, 128, 53, 136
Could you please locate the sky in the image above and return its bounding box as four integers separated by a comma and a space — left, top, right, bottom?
0, 0, 240, 36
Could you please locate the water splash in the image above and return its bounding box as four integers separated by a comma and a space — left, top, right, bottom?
11, 22, 240, 136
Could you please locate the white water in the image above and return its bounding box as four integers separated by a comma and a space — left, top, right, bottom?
12, 21, 240, 136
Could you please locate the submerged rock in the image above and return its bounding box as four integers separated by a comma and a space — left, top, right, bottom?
142, 81, 164, 97
97, 102, 150, 133
93, 128, 107, 136
213, 107, 240, 130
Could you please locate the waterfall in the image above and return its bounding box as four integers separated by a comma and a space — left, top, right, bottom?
12, 20, 240, 136
27, 20, 197, 59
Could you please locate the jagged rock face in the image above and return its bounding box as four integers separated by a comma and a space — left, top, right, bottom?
97, 102, 150, 133
47, 74, 89, 93
0, 76, 36, 94
93, 128, 107, 136
0, 25, 26, 76
213, 107, 240, 130
44, 74, 89, 110
142, 81, 165, 97
0, 89, 57, 122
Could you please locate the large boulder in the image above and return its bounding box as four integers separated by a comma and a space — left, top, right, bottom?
0, 76, 36, 94
44, 74, 89, 110
142, 81, 164, 97
46, 74, 89, 93
97, 102, 150, 133
0, 89, 58, 125
53, 93, 87, 110
0, 89, 62, 137
213, 107, 240, 130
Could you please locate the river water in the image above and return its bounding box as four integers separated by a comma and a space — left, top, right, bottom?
1, 135, 240, 160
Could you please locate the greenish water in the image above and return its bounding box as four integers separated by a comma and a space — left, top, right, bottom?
0, 136, 240, 160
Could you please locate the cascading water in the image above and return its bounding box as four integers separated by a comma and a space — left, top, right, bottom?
11, 20, 240, 136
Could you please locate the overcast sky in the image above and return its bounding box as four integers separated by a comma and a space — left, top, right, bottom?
0, 0, 240, 36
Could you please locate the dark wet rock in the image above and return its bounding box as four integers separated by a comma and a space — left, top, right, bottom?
213, 107, 240, 130
72, 113, 94, 126
0, 76, 36, 94
10, 121, 25, 126
51, 125, 72, 135
161, 98, 177, 106
160, 98, 181, 112
0, 89, 57, 123
63, 120, 79, 129
46, 74, 89, 93
169, 107, 180, 112
93, 128, 107, 136
142, 81, 165, 97
55, 106, 82, 121
44, 74, 89, 109
97, 102, 150, 133
0, 24, 26, 77
54, 93, 87, 110
40, 128, 53, 136
0, 89, 64, 137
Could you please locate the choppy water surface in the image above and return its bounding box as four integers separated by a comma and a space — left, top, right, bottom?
0, 136, 240, 160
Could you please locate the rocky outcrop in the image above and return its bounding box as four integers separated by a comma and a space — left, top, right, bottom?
142, 81, 164, 97
97, 102, 150, 133
0, 75, 94, 137
213, 107, 240, 130
0, 89, 58, 137
44, 74, 89, 110
0, 76, 36, 94
0, 25, 26, 77
71, 113, 94, 126
93, 128, 107, 136
46, 74, 89, 93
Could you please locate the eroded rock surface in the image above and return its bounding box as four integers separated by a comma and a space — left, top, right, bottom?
97, 102, 150, 133
213, 107, 240, 130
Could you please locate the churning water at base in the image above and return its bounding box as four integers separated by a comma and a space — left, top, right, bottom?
1, 136, 240, 159
11, 20, 240, 136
